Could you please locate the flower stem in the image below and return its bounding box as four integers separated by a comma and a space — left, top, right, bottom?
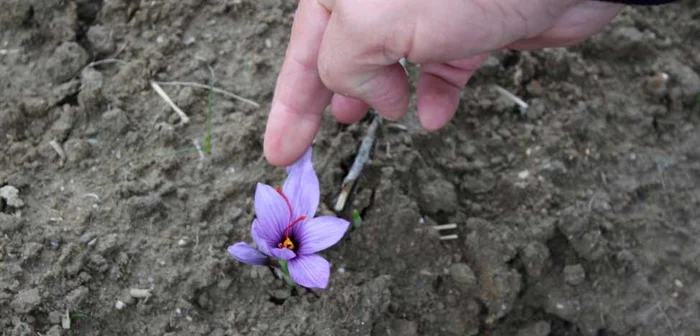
278, 260, 297, 287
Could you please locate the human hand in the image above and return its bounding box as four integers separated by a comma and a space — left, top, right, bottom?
263, 0, 624, 166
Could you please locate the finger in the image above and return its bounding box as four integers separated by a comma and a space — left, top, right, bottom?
330, 93, 369, 124
317, 0, 416, 122
264, 0, 333, 167
346, 63, 410, 121
318, 17, 410, 121
507, 1, 623, 50
416, 54, 488, 130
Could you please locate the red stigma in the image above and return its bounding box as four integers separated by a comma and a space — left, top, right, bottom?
277, 215, 306, 249
284, 215, 306, 237
275, 186, 294, 222
275, 186, 306, 250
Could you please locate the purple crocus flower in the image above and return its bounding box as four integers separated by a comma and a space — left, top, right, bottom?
227, 147, 350, 289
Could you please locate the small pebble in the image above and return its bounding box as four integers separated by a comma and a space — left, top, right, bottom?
129, 288, 152, 298
62, 310, 71, 329
518, 170, 530, 179
115, 300, 126, 310
0, 185, 24, 207
674, 279, 683, 288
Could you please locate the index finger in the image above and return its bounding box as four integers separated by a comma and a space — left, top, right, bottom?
263, 0, 332, 167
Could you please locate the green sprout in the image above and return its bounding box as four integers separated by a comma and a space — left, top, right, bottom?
351, 209, 362, 229
203, 76, 214, 155
69, 312, 91, 320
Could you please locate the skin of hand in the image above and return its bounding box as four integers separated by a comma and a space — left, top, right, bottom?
263, 0, 624, 167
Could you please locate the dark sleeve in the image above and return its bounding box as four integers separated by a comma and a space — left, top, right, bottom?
598, 0, 678, 4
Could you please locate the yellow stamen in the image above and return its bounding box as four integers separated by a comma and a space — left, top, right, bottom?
278, 237, 295, 250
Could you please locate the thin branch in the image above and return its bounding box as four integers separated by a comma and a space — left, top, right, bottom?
493, 84, 528, 114
153, 81, 260, 108
49, 140, 66, 166
86, 59, 128, 67
334, 113, 382, 212
432, 223, 457, 231
150, 81, 190, 124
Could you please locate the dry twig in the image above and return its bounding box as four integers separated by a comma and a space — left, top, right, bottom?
150, 81, 190, 124
432, 223, 457, 231
49, 140, 67, 166
153, 81, 260, 108
334, 113, 382, 212
493, 84, 528, 114
86, 58, 128, 67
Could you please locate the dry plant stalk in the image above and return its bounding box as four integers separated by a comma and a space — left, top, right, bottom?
334, 114, 382, 212
154, 81, 260, 108
150, 81, 190, 124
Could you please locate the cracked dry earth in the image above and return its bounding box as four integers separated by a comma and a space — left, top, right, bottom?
2, 0, 700, 335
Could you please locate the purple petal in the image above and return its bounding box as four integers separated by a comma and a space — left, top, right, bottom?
288, 254, 330, 289
253, 183, 289, 249
270, 247, 296, 260
295, 216, 350, 255
250, 219, 271, 256
282, 147, 320, 222
227, 242, 268, 265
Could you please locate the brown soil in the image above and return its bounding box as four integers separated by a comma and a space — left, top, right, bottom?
1, 1, 700, 335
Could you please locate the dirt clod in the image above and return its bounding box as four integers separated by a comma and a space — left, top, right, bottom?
517, 320, 551, 336
449, 263, 477, 293
46, 325, 63, 336
418, 175, 458, 214
478, 265, 522, 319
373, 318, 418, 336
65, 286, 89, 308
87, 25, 116, 55
0, 0, 33, 27
45, 42, 89, 84
521, 241, 550, 278
564, 264, 586, 286
11, 288, 41, 313
657, 57, 700, 97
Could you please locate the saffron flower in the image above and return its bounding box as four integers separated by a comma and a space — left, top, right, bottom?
227, 147, 350, 289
